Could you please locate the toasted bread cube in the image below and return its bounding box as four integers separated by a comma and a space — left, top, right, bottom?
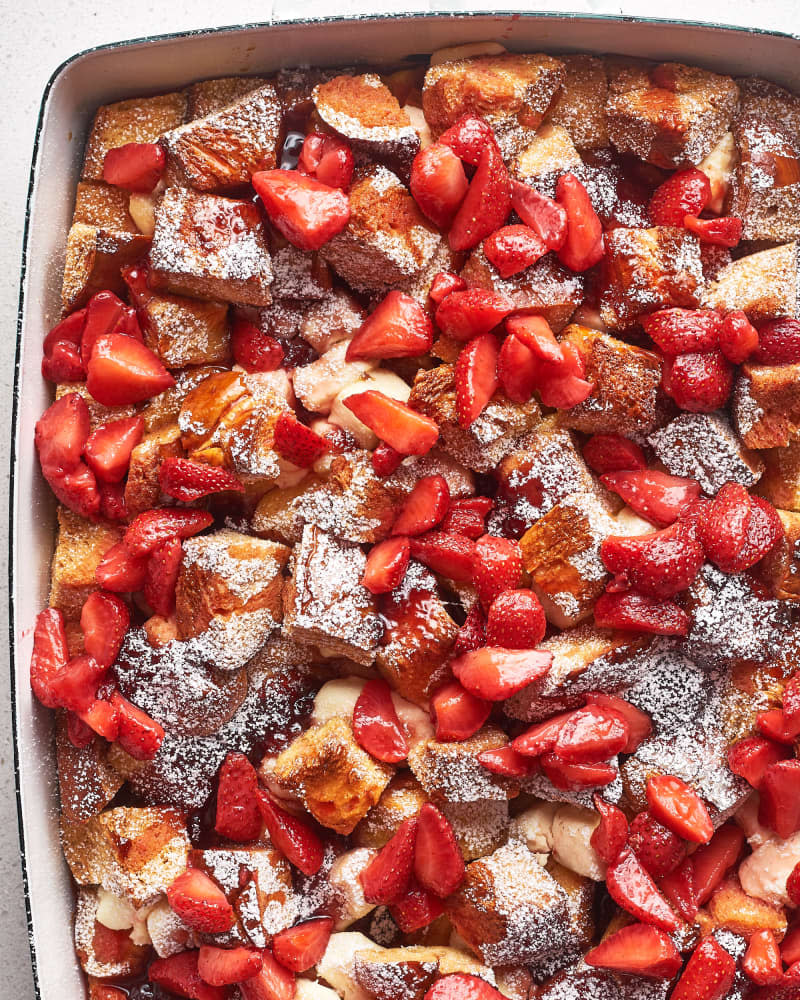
606, 62, 738, 168
146, 898, 196, 958
422, 53, 565, 159
708, 876, 787, 940
538, 962, 671, 999
125, 423, 183, 517
284, 524, 383, 665
352, 947, 439, 1000
738, 77, 800, 136
446, 841, 570, 966
520, 491, 615, 628
600, 226, 704, 330
408, 725, 517, 804
327, 848, 380, 930
73, 181, 139, 234
55, 382, 138, 431
511, 124, 582, 183
141, 291, 230, 368
299, 288, 365, 354
82, 91, 188, 180
758, 509, 800, 601
733, 362, 800, 448
62, 806, 189, 906
251, 476, 325, 546
187, 76, 270, 119
140, 366, 225, 433
150, 187, 273, 305
559, 325, 664, 437
759, 441, 800, 511
321, 166, 441, 294
729, 115, 800, 242
49, 508, 122, 625
56, 712, 124, 823
270, 717, 392, 834
460, 245, 585, 333
702, 242, 800, 322
354, 775, 430, 850
441, 799, 510, 862
61, 222, 151, 312
293, 342, 376, 415
74, 887, 150, 979
531, 859, 595, 980
545, 55, 609, 150
268, 238, 333, 302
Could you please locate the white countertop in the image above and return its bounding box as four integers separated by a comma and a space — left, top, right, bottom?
1, 3, 797, 998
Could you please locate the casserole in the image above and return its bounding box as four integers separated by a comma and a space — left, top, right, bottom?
11, 12, 800, 998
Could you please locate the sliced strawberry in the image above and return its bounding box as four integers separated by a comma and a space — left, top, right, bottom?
448, 143, 511, 252
84, 416, 144, 484
591, 795, 629, 865
648, 168, 711, 226
485, 589, 546, 649
788, 862, 800, 907
414, 802, 465, 898
99, 481, 129, 523
353, 679, 410, 764
347, 291, 433, 361
585, 923, 681, 979
159, 458, 244, 503
29, 607, 69, 709
300, 132, 354, 189
424, 973, 504, 1000
409, 144, 469, 229
215, 752, 262, 842
691, 824, 745, 906
124, 508, 213, 557
273, 412, 330, 469
554, 705, 629, 764
435, 288, 514, 342
743, 929, 784, 987
699, 482, 752, 572
684, 214, 743, 247
144, 537, 183, 617
556, 172, 604, 272
585, 693, 652, 753
510, 180, 568, 251
628, 810, 686, 879
727, 736, 788, 790
80, 591, 129, 668
78, 698, 120, 741
539, 372, 595, 409
784, 924, 800, 967
455, 332, 499, 428
87, 332, 174, 406
477, 744, 539, 777
409, 532, 476, 583
239, 950, 295, 1000
79, 291, 128, 367
48, 654, 107, 713
671, 938, 735, 1000
360, 816, 417, 904
43, 307, 87, 355
738, 495, 784, 568
605, 846, 680, 932
484, 224, 547, 278
429, 271, 467, 305
48, 462, 101, 520
451, 646, 552, 701
390, 884, 445, 932
439, 115, 499, 166
757, 708, 800, 744
231, 318, 284, 373
372, 442, 404, 478
111, 693, 165, 760
343, 391, 439, 456
754, 317, 800, 364
719, 309, 759, 364
149, 950, 227, 1000
541, 754, 617, 789
505, 314, 563, 364
66, 711, 95, 749
440, 497, 493, 540
392, 475, 450, 536
496, 334, 538, 403
102, 142, 165, 192
363, 536, 411, 594
641, 308, 722, 355
197, 945, 263, 986
620, 522, 704, 599
659, 857, 698, 922
594, 591, 690, 636
759, 759, 800, 839
35, 392, 90, 477
662, 350, 733, 412
42, 340, 85, 382
167, 869, 235, 933
454, 602, 487, 654
272, 917, 333, 973
431, 681, 491, 742
472, 534, 523, 608
252, 169, 350, 251
95, 541, 149, 593
512, 712, 574, 758
600, 469, 701, 527
257, 791, 325, 876
646, 774, 713, 844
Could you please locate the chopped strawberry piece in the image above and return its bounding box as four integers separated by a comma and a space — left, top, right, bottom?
454, 602, 486, 654
429, 271, 467, 304
90, 984, 128, 1000
600, 469, 701, 527
84, 416, 144, 484
727, 736, 787, 789
512, 711, 574, 758
49, 462, 102, 520
239, 950, 296, 1000
66, 711, 95, 749
628, 810, 686, 878
272, 917, 333, 973
585, 923, 681, 980
477, 744, 539, 777
99, 481, 129, 523
371, 442, 404, 477
659, 857, 698, 922
435, 288, 514, 342
472, 534, 523, 608
662, 349, 733, 412
684, 214, 743, 247
485, 588, 546, 649
455, 332, 499, 429
35, 392, 90, 476
347, 291, 433, 361
102, 142, 165, 192
144, 537, 183, 617
439, 115, 499, 166
431, 680, 491, 742
788, 862, 800, 907
441, 497, 493, 540
594, 591, 690, 636
556, 172, 604, 272
360, 816, 417, 904
783, 924, 800, 967
671, 938, 735, 1000
78, 698, 120, 741
605, 846, 680, 932
43, 307, 87, 355
167, 869, 235, 933
343, 391, 439, 456
541, 754, 617, 789
691, 824, 745, 905
591, 795, 629, 864
505, 314, 563, 364
353, 679, 410, 764
95, 541, 149, 593
392, 475, 450, 536
363, 536, 411, 594
424, 973, 504, 1000
299, 132, 354, 189
554, 704, 629, 764
641, 307, 722, 355
648, 168, 711, 226
699, 481, 752, 572
759, 759, 800, 838
159, 458, 244, 503
539, 372, 595, 409
646, 774, 713, 844
510, 180, 568, 251
80, 291, 139, 369
124, 508, 213, 558
48, 654, 107, 713
87, 332, 174, 406
448, 143, 511, 252
390, 884, 445, 932
29, 608, 69, 709
605, 522, 704, 599
737, 495, 784, 567
743, 929, 784, 987
409, 144, 469, 229
757, 708, 800, 744
585, 693, 652, 753
231, 318, 284, 373
197, 945, 263, 986
273, 413, 329, 470
150, 950, 227, 1000
452, 646, 552, 701
257, 791, 325, 876
754, 317, 800, 364
42, 340, 85, 382
107, 692, 161, 758
484, 224, 547, 278
496, 334, 538, 403
215, 752, 262, 842
414, 802, 465, 898
409, 531, 476, 583
252, 169, 350, 251
720, 309, 759, 364
80, 591, 129, 668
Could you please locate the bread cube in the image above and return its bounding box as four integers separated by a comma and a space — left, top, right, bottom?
733, 362, 800, 449
511, 124, 582, 184
251, 476, 325, 546
138, 366, 221, 432
74, 887, 150, 979
73, 181, 139, 234
559, 325, 664, 437
352, 947, 439, 1000
759, 440, 800, 511
124, 423, 183, 517
56, 712, 124, 824
55, 382, 138, 431
299, 288, 365, 354
441, 799, 509, 862
648, 411, 764, 494
599, 226, 704, 330
270, 717, 393, 834
268, 238, 333, 302
702, 242, 800, 322
545, 55, 610, 150
757, 509, 800, 601
61, 222, 150, 312
186, 76, 270, 119
327, 848, 379, 929
408, 725, 517, 804
82, 91, 188, 180
606, 62, 738, 168
49, 508, 122, 625
707, 876, 787, 940
519, 491, 615, 628
149, 187, 273, 305
141, 290, 230, 368
537, 963, 671, 999
531, 859, 595, 980
729, 114, 800, 242
354, 774, 429, 850
738, 76, 800, 137
146, 898, 197, 958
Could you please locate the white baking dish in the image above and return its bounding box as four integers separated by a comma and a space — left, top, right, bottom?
10, 12, 800, 998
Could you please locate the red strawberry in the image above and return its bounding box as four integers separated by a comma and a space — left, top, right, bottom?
84, 416, 144, 483
390, 884, 445, 933
409, 532, 476, 583
429, 271, 467, 305
646, 774, 713, 844
585, 693, 652, 753
662, 350, 733, 412
29, 608, 69, 709
167, 869, 235, 933
124, 508, 213, 558
435, 289, 514, 342
231, 318, 284, 373
539, 371, 595, 409
641, 308, 721, 355
99, 480, 128, 523
414, 802, 465, 898
144, 537, 183, 617
788, 862, 800, 907
591, 794, 629, 864
484, 224, 547, 278
86, 332, 174, 406
48, 462, 101, 520
448, 143, 511, 252
372, 442, 404, 477
692, 824, 745, 906
671, 938, 736, 1000
80, 291, 141, 369
343, 391, 439, 456
149, 950, 226, 1000
347, 291, 433, 361
451, 647, 552, 701
759, 759, 800, 839
477, 744, 539, 777
454, 603, 486, 655
111, 693, 165, 760
554, 705, 629, 764
556, 173, 604, 272
80, 591, 129, 668
257, 792, 325, 876
360, 816, 417, 904
510, 180, 568, 251
720, 309, 759, 363
754, 317, 800, 364
743, 929, 784, 987
252, 169, 350, 251
699, 482, 752, 572
300, 132, 354, 189
42, 339, 85, 382
439, 115, 499, 166
600, 469, 700, 527
684, 214, 743, 247
78, 698, 120, 741
455, 332, 499, 428
440, 497, 493, 540
409, 144, 469, 229
628, 810, 686, 878
424, 974, 504, 1000
47, 654, 107, 713
737, 495, 784, 567
615, 522, 704, 599
505, 314, 563, 363
727, 736, 787, 789
541, 754, 617, 790
659, 857, 698, 922
353, 679, 410, 764
757, 708, 800, 744
605, 846, 680, 932
272, 917, 333, 972
362, 536, 411, 594
393, 475, 450, 536
496, 334, 538, 403
594, 591, 690, 636
95, 541, 149, 593
273, 412, 330, 469
159, 458, 245, 502
239, 950, 295, 1000
648, 168, 711, 226
431, 681, 491, 742
472, 534, 523, 608
485, 589, 546, 649
197, 945, 263, 986
585, 923, 681, 979
35, 393, 99, 517
215, 752, 262, 842
512, 711, 574, 758
102, 142, 165, 192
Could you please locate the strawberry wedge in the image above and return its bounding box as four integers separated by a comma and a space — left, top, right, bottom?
451, 647, 552, 701
343, 391, 439, 455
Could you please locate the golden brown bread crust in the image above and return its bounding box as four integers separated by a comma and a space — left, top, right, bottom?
186, 76, 270, 119
758, 509, 800, 601
72, 181, 140, 234
408, 726, 518, 804
56, 713, 125, 824
545, 55, 609, 150
729, 114, 800, 242
733, 362, 800, 449
353, 774, 430, 849
759, 441, 800, 511
55, 382, 138, 431
702, 242, 800, 322
511, 124, 582, 184
49, 508, 122, 626
61, 222, 151, 313
141, 291, 230, 368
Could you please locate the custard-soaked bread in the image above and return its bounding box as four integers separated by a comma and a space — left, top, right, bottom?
538, 962, 672, 1000
353, 946, 494, 1000
759, 440, 800, 511
186, 76, 270, 119
49, 508, 122, 625
81, 91, 188, 180
510, 124, 582, 185
149, 187, 273, 305
125, 423, 183, 518
606, 61, 738, 168
733, 362, 800, 449
140, 290, 230, 368
251, 476, 326, 546
558, 325, 665, 437
56, 712, 125, 824
269, 717, 393, 834
408, 725, 518, 804
353, 774, 430, 850
61, 222, 151, 312
738, 76, 800, 137
729, 114, 800, 242
758, 509, 800, 601
535, 859, 596, 980
544, 54, 609, 150
702, 242, 800, 322
141, 366, 227, 433
160, 83, 281, 192
72, 181, 140, 234
74, 887, 150, 979
706, 875, 788, 940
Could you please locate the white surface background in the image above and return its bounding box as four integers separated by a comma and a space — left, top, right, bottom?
0, 3, 798, 998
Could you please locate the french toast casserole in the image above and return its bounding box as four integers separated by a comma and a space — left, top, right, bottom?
27, 37, 800, 1000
